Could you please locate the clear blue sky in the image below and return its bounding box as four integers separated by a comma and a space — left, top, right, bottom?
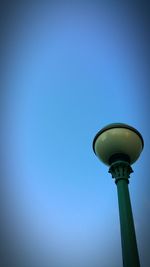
1, 2, 150, 267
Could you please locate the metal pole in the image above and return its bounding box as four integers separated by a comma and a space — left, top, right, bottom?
109, 161, 140, 267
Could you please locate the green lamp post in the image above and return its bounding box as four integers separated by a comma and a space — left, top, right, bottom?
93, 123, 144, 267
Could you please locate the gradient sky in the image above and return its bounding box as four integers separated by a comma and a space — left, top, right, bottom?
1, 2, 150, 267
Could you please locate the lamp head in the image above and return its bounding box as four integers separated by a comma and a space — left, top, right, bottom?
93, 123, 144, 166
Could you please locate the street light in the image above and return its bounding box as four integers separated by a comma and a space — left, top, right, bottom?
93, 123, 144, 267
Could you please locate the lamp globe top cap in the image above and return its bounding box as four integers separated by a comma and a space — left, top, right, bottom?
93, 123, 144, 166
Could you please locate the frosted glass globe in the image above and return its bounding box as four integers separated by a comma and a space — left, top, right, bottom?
93, 123, 144, 165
